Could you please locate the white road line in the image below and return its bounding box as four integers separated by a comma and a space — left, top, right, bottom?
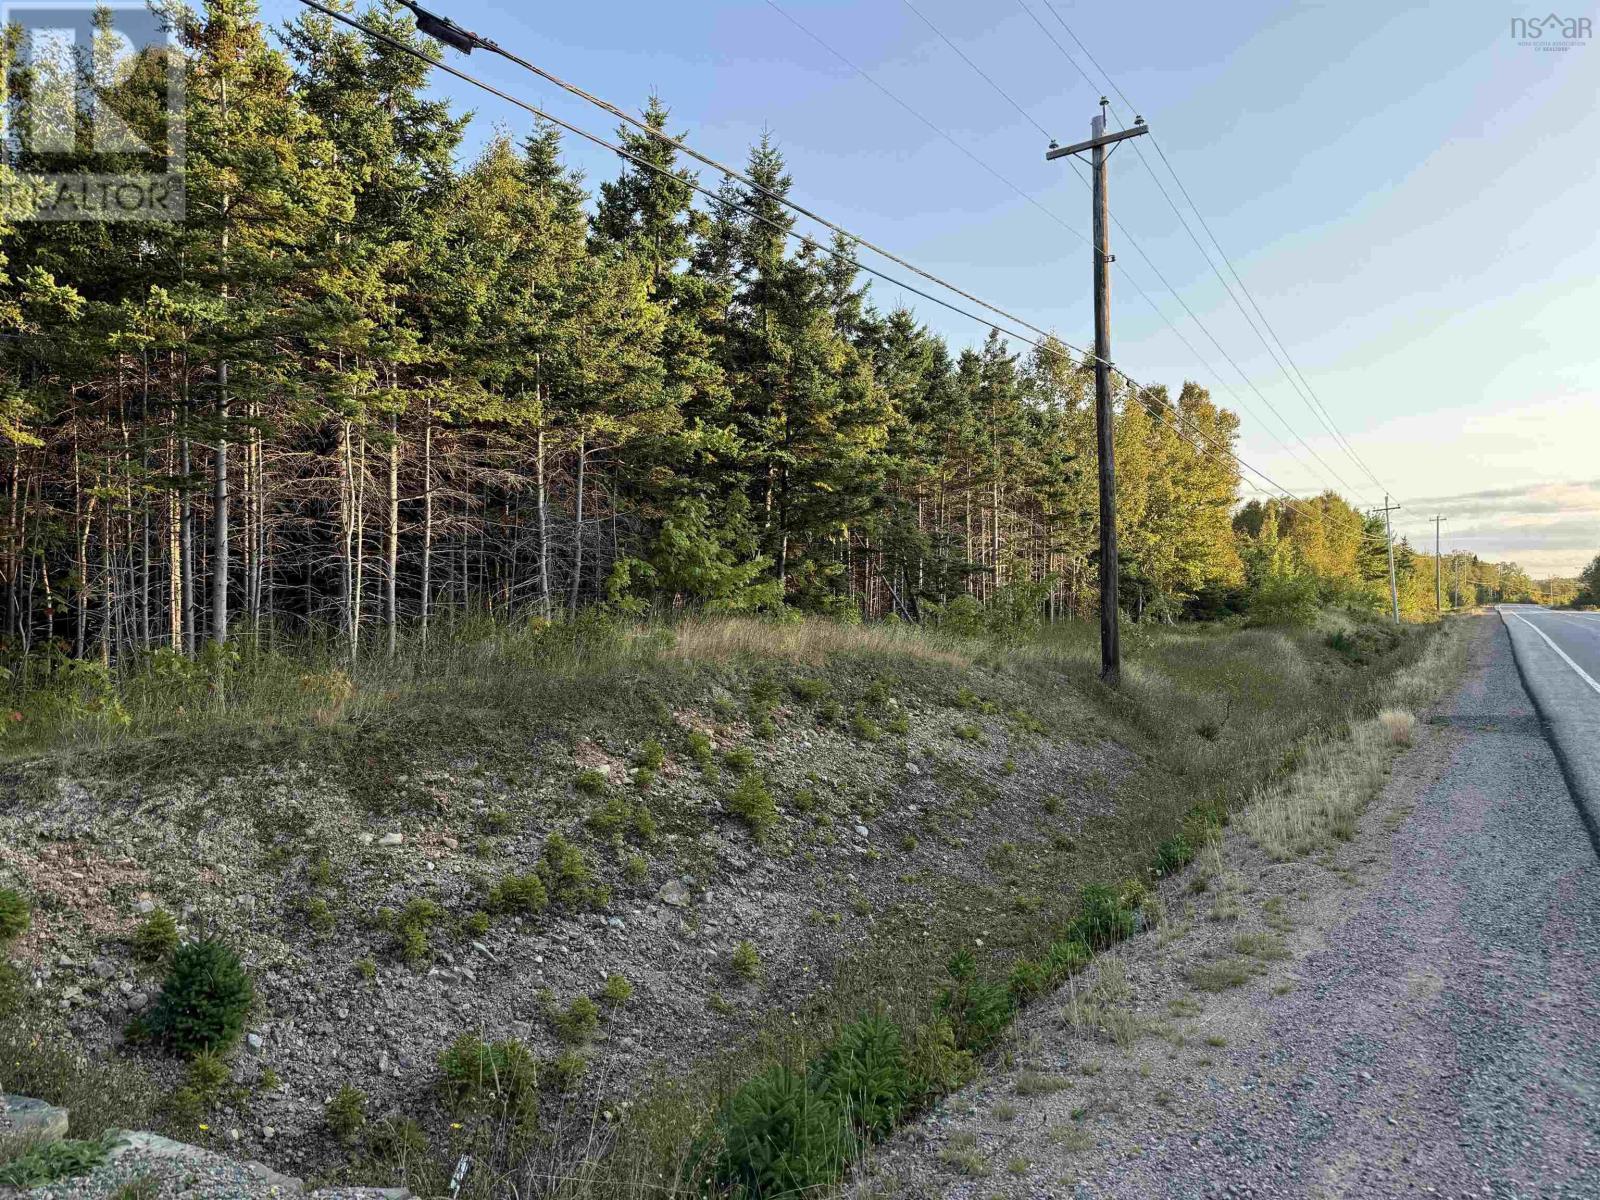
1510, 611, 1600, 698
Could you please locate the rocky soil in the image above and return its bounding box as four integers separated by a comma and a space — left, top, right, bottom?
1, 661, 1134, 1188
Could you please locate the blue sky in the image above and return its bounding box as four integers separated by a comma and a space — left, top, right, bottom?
260, 0, 1600, 576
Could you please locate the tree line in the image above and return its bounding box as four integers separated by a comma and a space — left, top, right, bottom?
0, 1, 1539, 676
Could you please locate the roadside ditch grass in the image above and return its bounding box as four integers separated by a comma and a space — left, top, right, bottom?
857, 615, 1472, 1193
0, 609, 1437, 1197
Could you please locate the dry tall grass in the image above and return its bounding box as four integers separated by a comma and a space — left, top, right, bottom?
662, 615, 973, 668
1241, 619, 1468, 860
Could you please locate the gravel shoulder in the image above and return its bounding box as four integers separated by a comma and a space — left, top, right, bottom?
863, 614, 1600, 1199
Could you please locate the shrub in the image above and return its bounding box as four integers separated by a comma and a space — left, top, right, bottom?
712, 1065, 850, 1198
325, 1083, 366, 1144
790, 677, 829, 702
601, 974, 633, 1006
544, 1050, 587, 1093
633, 767, 657, 792
464, 910, 491, 937
633, 805, 659, 843
814, 1015, 909, 1137
1250, 572, 1319, 627
637, 738, 666, 769
586, 795, 633, 837
0, 887, 29, 943
1007, 958, 1049, 1003
132, 909, 179, 964
904, 1016, 974, 1104
886, 712, 910, 737
303, 896, 334, 934
724, 746, 756, 775
1070, 884, 1137, 951
953, 722, 983, 742
555, 996, 600, 1044
489, 872, 547, 916
943, 977, 1013, 1052
1043, 939, 1091, 984
686, 731, 715, 766
438, 1033, 538, 1127
850, 707, 881, 742
730, 939, 761, 982
728, 774, 778, 840
622, 853, 649, 886
574, 769, 609, 796
138, 939, 254, 1055
477, 808, 513, 834
539, 833, 602, 908
396, 898, 445, 965
1152, 833, 1195, 878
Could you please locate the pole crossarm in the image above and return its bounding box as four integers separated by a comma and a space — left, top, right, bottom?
1046, 122, 1148, 161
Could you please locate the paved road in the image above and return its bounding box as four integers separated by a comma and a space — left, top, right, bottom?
1499, 604, 1600, 847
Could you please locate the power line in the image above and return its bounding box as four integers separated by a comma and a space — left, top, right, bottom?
886, 0, 1369, 503
766, 0, 1357, 501
290, 0, 1369, 547
1032, 0, 1393, 500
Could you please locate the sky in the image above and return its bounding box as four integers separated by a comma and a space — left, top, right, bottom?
258, 0, 1600, 577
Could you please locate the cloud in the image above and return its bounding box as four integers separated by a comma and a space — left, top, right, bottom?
1399, 478, 1599, 575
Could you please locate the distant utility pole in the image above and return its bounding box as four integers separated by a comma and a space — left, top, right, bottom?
1045, 99, 1148, 685
1375, 495, 1402, 624
1431, 515, 1447, 613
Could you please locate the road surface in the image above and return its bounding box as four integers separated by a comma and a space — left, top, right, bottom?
1500, 604, 1600, 848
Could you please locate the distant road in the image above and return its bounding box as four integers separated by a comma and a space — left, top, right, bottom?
1500, 604, 1600, 850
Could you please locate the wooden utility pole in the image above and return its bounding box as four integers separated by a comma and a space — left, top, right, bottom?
1431, 514, 1447, 613
1046, 99, 1147, 684
1374, 496, 1402, 624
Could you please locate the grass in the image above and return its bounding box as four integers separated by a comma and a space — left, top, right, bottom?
0, 607, 1452, 1198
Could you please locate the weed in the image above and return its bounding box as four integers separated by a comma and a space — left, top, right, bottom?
952, 722, 983, 742
463, 910, 491, 938
1049, 1123, 1094, 1152
728, 774, 779, 840
850, 707, 881, 742
1007, 1155, 1030, 1175
601, 974, 633, 1006
724, 746, 756, 775
637, 738, 666, 769
131, 909, 179, 964
1231, 932, 1289, 961
730, 939, 762, 982
1205, 1034, 1228, 1047
586, 795, 634, 838
544, 1050, 587, 1093
1042, 794, 1063, 816
477, 808, 512, 834
0, 888, 29, 943
395, 898, 445, 965
437, 1033, 538, 1129
1152, 833, 1195, 878
555, 996, 600, 1043
790, 677, 830, 702
899, 832, 918, 852
1015, 1071, 1069, 1096
303, 896, 333, 935
1187, 958, 1258, 993
110, 1175, 159, 1200
575, 768, 609, 795
325, 1083, 366, 1144
184, 1047, 230, 1105
0, 1137, 109, 1187
1070, 884, 1137, 951
355, 957, 376, 981
886, 712, 910, 736
685, 730, 715, 766
1378, 708, 1417, 746
540, 833, 603, 908
623, 853, 649, 886
993, 1100, 1018, 1121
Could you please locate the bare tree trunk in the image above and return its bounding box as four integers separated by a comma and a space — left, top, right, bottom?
179, 405, 195, 655
420, 406, 433, 644
536, 421, 549, 619
213, 359, 229, 646
386, 408, 399, 657
569, 430, 585, 617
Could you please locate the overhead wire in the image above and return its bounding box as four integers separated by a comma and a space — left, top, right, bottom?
287, 0, 1385, 546
764, 0, 1356, 500
1030, 0, 1393, 499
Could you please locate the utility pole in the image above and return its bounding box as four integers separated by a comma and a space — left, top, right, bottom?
1374, 495, 1402, 624
1046, 100, 1147, 684
1431, 515, 1447, 614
